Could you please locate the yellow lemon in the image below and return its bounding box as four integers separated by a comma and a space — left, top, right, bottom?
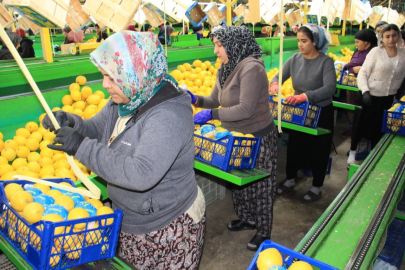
62, 105, 73, 113
0, 132, 3, 140
42, 214, 65, 235
69, 83, 80, 92
38, 157, 53, 168
183, 63, 192, 71
4, 140, 17, 150
4, 183, 23, 201
193, 59, 202, 67
12, 158, 28, 170
0, 140, 3, 151
39, 165, 55, 177
16, 146, 30, 158
55, 195, 75, 212
39, 140, 52, 151
87, 94, 101, 105
43, 132, 56, 143
96, 206, 114, 226
177, 65, 186, 72
81, 86, 93, 100
71, 91, 82, 102
62, 94, 73, 106
94, 90, 105, 99
87, 198, 103, 209
46, 189, 63, 200
256, 248, 283, 270
25, 122, 38, 133
0, 156, 8, 165
288, 261, 313, 270
13, 135, 27, 146
33, 183, 50, 194
1, 171, 18, 181
72, 108, 84, 117
68, 208, 90, 230
23, 203, 45, 224
27, 162, 41, 174
55, 168, 73, 178
72, 100, 86, 111
16, 166, 30, 175
52, 153, 66, 163
1, 148, 16, 162
76, 75, 87, 85
10, 191, 33, 212
36, 126, 47, 136
25, 138, 39, 151
16, 128, 30, 138
40, 148, 54, 159
54, 159, 71, 170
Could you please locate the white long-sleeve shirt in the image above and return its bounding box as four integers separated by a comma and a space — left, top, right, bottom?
357, 46, 405, 96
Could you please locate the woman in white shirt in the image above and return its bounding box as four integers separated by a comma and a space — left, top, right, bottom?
349, 24, 405, 166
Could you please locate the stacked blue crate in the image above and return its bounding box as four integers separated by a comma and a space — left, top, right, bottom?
378, 214, 405, 268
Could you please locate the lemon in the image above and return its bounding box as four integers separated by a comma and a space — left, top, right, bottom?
55, 195, 75, 212
81, 86, 93, 100
97, 206, 114, 226
71, 90, 82, 102
72, 108, 84, 117
193, 59, 202, 67
62, 105, 73, 113
38, 157, 53, 168
0, 140, 3, 152
68, 208, 90, 230
69, 83, 80, 92
86, 94, 101, 105
23, 202, 45, 224
47, 190, 63, 200
10, 191, 34, 212
0, 156, 7, 165
288, 261, 313, 270
25, 138, 39, 151
87, 198, 103, 209
94, 90, 105, 99
16, 146, 30, 158
76, 75, 87, 85
16, 128, 30, 138
1, 148, 16, 162
16, 166, 30, 175
42, 214, 65, 235
0, 132, 3, 140
1, 171, 18, 181
43, 132, 56, 143
40, 148, 54, 159
33, 183, 50, 194
52, 153, 66, 163
72, 100, 86, 111
12, 157, 28, 170
39, 165, 55, 177
27, 162, 41, 174
39, 140, 52, 151
4, 183, 23, 202
256, 248, 283, 270
4, 139, 18, 150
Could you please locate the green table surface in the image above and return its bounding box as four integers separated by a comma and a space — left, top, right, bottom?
274, 120, 330, 135
336, 84, 359, 92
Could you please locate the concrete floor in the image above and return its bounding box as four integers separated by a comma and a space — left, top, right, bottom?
198, 113, 360, 270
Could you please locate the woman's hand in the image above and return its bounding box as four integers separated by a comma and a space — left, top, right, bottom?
42, 111, 76, 132
47, 127, 85, 156
362, 91, 372, 106
353, 66, 361, 74
284, 94, 307, 105
193, 110, 212, 123
269, 82, 279, 95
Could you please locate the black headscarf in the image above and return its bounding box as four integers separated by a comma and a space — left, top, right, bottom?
355, 29, 378, 49
211, 26, 262, 87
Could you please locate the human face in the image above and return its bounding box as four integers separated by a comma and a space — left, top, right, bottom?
213, 37, 229, 64
376, 26, 383, 38
382, 29, 399, 48
355, 39, 369, 51
95, 26, 101, 34
297, 32, 316, 56
63, 31, 68, 37
99, 67, 130, 104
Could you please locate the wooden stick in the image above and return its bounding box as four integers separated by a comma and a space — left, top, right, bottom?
15, 175, 99, 199
277, 0, 284, 134
0, 24, 101, 199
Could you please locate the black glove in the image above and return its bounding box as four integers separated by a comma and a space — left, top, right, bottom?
47, 127, 85, 156
362, 91, 372, 106
42, 111, 76, 131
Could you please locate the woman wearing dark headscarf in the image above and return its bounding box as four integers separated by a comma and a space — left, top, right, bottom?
42, 31, 205, 269
349, 24, 405, 166
0, 32, 21, 60
188, 26, 277, 251
141, 23, 152, 32
16, 27, 35, 58
342, 29, 377, 136
192, 25, 204, 40
270, 24, 336, 202
158, 25, 174, 45
95, 24, 108, 42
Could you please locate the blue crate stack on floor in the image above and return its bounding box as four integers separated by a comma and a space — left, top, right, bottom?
377, 195, 405, 269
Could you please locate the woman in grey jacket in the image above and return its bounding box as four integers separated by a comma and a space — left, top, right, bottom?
42, 31, 205, 270
189, 26, 277, 251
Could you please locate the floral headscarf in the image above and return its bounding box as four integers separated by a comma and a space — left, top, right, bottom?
261, 26, 272, 36
90, 31, 176, 117
211, 26, 262, 87
302, 24, 331, 54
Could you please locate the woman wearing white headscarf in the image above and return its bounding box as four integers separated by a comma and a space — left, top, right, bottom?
270, 24, 336, 202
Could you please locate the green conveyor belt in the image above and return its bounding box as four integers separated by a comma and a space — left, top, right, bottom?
296, 134, 405, 269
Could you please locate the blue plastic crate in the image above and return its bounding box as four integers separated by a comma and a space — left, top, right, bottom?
382, 110, 405, 135
0, 179, 123, 270
338, 70, 358, 87
269, 96, 322, 128
378, 218, 405, 269
194, 134, 261, 171
247, 240, 338, 270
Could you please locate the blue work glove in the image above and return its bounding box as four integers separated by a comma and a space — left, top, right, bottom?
42, 111, 76, 132
194, 110, 213, 123
47, 127, 85, 156
186, 90, 197, 104
362, 91, 372, 106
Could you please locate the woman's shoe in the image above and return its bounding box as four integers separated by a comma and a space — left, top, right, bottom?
276, 184, 294, 195
302, 190, 322, 202
247, 234, 269, 251
227, 220, 256, 231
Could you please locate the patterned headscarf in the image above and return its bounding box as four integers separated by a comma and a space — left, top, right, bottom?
90, 31, 176, 117
16, 27, 26, 38
261, 26, 272, 36
211, 26, 262, 87
302, 24, 331, 54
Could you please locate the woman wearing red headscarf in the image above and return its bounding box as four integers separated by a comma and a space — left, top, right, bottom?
16, 27, 35, 58
62, 26, 84, 44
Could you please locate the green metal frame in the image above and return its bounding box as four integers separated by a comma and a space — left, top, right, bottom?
295, 134, 405, 269
274, 120, 330, 135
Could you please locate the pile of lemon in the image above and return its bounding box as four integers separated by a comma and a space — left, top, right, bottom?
257, 247, 314, 270
267, 68, 295, 100
0, 75, 108, 182
327, 47, 354, 62
170, 59, 220, 116
2, 181, 114, 266
85, 36, 98, 43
